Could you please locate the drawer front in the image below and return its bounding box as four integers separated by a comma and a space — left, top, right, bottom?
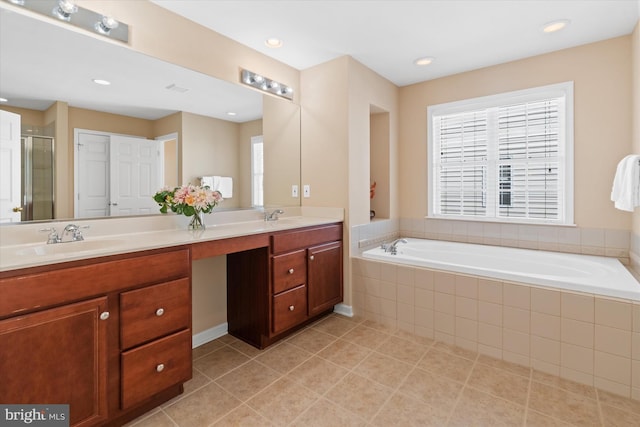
121, 329, 192, 410
272, 250, 306, 294
0, 248, 190, 319
272, 285, 307, 334
271, 224, 342, 254
120, 278, 190, 350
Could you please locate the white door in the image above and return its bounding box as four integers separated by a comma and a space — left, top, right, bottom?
0, 110, 22, 223
76, 132, 110, 218
109, 135, 159, 216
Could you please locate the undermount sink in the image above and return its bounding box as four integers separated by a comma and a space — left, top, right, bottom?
14, 239, 127, 257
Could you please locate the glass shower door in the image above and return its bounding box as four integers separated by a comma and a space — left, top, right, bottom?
21, 135, 54, 221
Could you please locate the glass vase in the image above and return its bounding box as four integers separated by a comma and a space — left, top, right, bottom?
188, 211, 206, 230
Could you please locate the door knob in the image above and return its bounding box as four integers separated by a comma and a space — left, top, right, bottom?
12, 206, 22, 212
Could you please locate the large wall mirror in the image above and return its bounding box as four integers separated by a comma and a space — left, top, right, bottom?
0, 6, 301, 224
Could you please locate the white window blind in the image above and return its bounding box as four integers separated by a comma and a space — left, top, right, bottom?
428, 82, 573, 225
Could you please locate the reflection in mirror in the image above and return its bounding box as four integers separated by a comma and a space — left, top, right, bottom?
0, 4, 301, 224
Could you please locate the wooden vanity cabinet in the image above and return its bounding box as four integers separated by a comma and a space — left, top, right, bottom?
0, 297, 109, 427
227, 223, 343, 349
0, 247, 192, 427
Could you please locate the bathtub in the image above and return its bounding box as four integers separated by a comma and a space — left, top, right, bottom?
362, 238, 640, 301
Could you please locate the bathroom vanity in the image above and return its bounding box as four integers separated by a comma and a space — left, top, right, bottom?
0, 217, 343, 426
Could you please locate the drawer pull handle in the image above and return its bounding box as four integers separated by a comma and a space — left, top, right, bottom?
289, 305, 295, 311
99, 311, 110, 321
309, 255, 315, 261
155, 308, 165, 317
156, 363, 165, 373
288, 268, 294, 274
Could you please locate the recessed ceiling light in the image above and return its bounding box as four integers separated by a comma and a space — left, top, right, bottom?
265, 37, 283, 48
542, 19, 570, 33
92, 79, 111, 85
226, 112, 237, 116
0, 97, 7, 103
414, 57, 434, 66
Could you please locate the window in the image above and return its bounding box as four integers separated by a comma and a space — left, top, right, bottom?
427, 82, 573, 225
251, 135, 264, 207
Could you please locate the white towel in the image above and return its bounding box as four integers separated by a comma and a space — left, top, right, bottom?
611, 154, 640, 212
200, 176, 233, 198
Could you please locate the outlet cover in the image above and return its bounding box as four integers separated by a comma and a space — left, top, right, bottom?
292, 185, 298, 197
303, 185, 310, 198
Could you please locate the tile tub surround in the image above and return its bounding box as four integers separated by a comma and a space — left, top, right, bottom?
125, 313, 640, 426
351, 219, 631, 265
351, 257, 640, 402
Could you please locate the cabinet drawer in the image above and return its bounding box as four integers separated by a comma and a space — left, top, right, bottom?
272, 285, 307, 334
120, 278, 190, 350
271, 224, 342, 254
121, 329, 192, 410
272, 250, 306, 294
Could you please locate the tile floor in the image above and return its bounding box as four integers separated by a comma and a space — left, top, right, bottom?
127, 313, 640, 426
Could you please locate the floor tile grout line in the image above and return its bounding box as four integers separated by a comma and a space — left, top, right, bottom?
522, 367, 533, 427
444, 352, 479, 426
365, 336, 435, 424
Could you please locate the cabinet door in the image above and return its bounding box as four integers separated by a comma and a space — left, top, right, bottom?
0, 297, 109, 427
308, 241, 343, 316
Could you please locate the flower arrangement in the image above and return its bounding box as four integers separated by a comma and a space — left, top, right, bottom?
153, 184, 223, 229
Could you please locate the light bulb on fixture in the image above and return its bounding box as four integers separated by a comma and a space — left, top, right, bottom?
8, 0, 26, 6
52, 0, 78, 21
240, 69, 293, 100
95, 15, 119, 35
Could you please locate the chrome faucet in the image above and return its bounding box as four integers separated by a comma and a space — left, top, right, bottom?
265, 209, 284, 221
63, 224, 86, 242
382, 238, 408, 255
40, 227, 62, 244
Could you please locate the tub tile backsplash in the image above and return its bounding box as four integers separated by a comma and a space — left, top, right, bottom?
351, 257, 640, 401
353, 217, 634, 264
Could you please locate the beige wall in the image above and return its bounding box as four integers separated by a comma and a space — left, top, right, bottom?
301, 56, 399, 307
181, 112, 241, 209
370, 112, 391, 219
1, 106, 45, 127
399, 36, 633, 231
263, 95, 301, 207
632, 22, 640, 253
239, 119, 263, 208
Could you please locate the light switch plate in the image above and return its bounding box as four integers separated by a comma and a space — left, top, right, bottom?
292, 185, 298, 197
303, 185, 310, 198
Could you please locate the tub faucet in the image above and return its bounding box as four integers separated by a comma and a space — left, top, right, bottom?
265, 209, 284, 221
382, 238, 408, 255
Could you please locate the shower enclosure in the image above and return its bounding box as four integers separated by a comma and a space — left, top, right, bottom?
21, 134, 54, 221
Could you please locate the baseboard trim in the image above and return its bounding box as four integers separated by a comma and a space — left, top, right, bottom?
192, 322, 228, 348
334, 303, 354, 317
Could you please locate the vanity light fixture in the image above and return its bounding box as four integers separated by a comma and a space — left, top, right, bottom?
92, 78, 111, 86
52, 0, 77, 22
1, 0, 129, 43
265, 37, 283, 48
414, 56, 434, 66
240, 69, 293, 100
95, 15, 119, 35
542, 19, 570, 33
0, 97, 8, 102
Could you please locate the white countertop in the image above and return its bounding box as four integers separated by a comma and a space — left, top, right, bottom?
0, 208, 344, 272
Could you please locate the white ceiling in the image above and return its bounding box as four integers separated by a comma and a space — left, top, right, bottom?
151, 0, 640, 86
1, 1, 637, 121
